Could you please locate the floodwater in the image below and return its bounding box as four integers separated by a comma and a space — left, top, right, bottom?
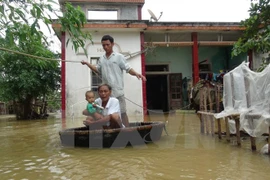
0, 112, 270, 180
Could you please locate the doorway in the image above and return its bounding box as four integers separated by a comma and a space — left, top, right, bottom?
146, 75, 169, 113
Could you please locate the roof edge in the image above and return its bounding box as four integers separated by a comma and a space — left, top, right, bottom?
58, 0, 145, 4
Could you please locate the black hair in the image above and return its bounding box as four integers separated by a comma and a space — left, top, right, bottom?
85, 90, 95, 97
101, 35, 114, 43
97, 83, 112, 91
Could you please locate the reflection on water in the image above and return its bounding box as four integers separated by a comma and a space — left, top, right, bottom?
0, 113, 270, 180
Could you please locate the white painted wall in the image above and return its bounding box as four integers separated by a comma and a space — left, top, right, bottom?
77, 4, 138, 20
65, 31, 144, 122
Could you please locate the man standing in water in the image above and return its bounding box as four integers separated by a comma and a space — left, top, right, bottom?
81, 35, 146, 127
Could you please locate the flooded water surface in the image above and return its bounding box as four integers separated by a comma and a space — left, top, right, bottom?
0, 113, 270, 180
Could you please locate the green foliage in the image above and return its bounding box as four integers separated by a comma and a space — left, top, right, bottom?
0, 24, 60, 120
0, 0, 92, 118
46, 90, 61, 112
232, 0, 270, 70
0, 24, 60, 104
0, 0, 92, 55
60, 2, 92, 55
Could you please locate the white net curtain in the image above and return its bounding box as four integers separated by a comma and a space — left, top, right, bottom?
214, 61, 270, 137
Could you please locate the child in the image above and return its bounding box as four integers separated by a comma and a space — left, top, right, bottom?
85, 90, 104, 121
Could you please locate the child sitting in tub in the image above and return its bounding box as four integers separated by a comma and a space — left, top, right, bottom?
84, 90, 104, 121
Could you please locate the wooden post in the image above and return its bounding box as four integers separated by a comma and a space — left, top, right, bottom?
198, 113, 204, 134
203, 87, 209, 134
199, 90, 205, 134
243, 70, 257, 151
250, 136, 256, 151
268, 126, 270, 154
211, 115, 215, 136
216, 85, 221, 113
247, 118, 256, 151
235, 117, 241, 146
230, 74, 242, 146
215, 85, 220, 113
207, 84, 213, 112
225, 117, 230, 142
217, 118, 222, 139
207, 84, 214, 135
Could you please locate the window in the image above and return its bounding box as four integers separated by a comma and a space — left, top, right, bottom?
90, 58, 102, 92
88, 10, 118, 20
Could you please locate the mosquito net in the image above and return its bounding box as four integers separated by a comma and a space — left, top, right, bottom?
214, 61, 270, 137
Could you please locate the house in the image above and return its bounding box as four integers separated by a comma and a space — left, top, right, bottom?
52, 0, 253, 121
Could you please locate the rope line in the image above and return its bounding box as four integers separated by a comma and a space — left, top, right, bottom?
0, 47, 148, 63
0, 47, 78, 63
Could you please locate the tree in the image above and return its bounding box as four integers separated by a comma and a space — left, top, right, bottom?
0, 1, 92, 119
232, 0, 270, 71
0, 0, 92, 54
46, 90, 61, 113
0, 24, 61, 119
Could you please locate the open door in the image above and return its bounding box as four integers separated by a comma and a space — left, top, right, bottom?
146, 75, 169, 113
169, 73, 182, 110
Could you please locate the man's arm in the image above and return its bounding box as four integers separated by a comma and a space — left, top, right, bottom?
118, 54, 146, 81
128, 68, 147, 81
81, 60, 99, 73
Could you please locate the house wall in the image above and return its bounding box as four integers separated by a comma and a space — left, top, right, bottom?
199, 46, 247, 73
75, 3, 138, 20
145, 46, 246, 79
145, 47, 192, 78
65, 31, 144, 121
58, 1, 249, 119
199, 46, 228, 72
145, 45, 246, 109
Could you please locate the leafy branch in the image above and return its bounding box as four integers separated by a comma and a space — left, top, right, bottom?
0, 0, 92, 55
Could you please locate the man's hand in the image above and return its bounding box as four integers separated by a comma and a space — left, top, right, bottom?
81, 60, 87, 65
136, 73, 147, 81
81, 60, 99, 73
129, 68, 147, 81
83, 119, 94, 126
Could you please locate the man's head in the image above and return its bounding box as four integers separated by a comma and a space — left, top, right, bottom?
101, 35, 114, 55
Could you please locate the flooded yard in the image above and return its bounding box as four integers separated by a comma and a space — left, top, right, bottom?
0, 112, 270, 180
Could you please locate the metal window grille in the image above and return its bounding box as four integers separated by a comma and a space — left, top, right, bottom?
90, 58, 102, 92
